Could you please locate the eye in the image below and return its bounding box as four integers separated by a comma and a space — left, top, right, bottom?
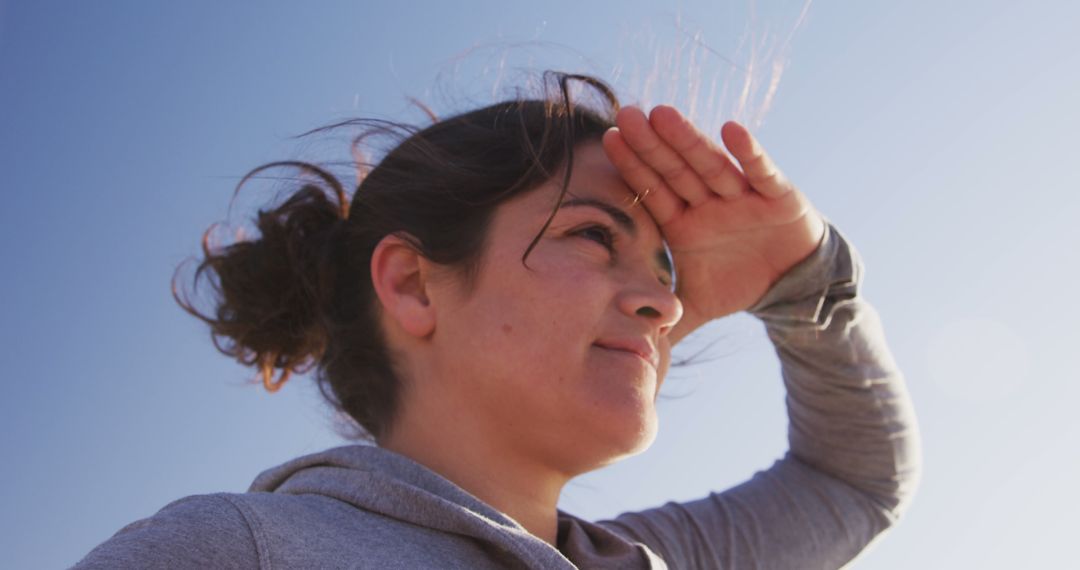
573, 224, 616, 252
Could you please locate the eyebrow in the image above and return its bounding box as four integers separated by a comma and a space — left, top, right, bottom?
559, 197, 674, 278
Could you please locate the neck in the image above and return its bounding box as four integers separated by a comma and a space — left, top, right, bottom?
380, 382, 569, 547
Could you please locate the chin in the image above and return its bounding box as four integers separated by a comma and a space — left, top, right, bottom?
555, 383, 660, 473
624, 411, 660, 455
588, 406, 660, 468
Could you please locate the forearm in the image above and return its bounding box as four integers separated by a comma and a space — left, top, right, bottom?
749, 223, 922, 514
601, 225, 920, 567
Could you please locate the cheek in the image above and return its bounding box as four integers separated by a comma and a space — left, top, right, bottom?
497, 256, 610, 335
460, 272, 600, 375
453, 244, 621, 387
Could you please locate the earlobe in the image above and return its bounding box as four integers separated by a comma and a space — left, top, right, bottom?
370, 234, 436, 338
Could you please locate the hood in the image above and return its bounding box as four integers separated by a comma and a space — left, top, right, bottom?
248, 444, 660, 569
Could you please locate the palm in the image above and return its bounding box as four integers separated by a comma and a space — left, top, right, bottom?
663, 190, 821, 330
602, 106, 825, 343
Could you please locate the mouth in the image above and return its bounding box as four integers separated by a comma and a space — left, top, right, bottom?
593, 339, 660, 370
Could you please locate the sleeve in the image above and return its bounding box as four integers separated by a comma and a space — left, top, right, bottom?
598, 223, 923, 569
71, 493, 263, 570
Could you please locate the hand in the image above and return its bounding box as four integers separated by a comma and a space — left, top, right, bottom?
602, 105, 826, 344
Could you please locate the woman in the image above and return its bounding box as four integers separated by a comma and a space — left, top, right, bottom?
75, 73, 920, 569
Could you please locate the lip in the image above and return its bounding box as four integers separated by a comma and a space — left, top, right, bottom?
594, 338, 660, 370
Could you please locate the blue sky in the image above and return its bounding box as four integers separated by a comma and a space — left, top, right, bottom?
2, 1, 1078, 567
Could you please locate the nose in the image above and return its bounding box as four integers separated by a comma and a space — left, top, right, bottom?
617, 277, 683, 337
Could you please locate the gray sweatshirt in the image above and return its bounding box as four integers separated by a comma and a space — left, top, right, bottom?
73, 224, 921, 569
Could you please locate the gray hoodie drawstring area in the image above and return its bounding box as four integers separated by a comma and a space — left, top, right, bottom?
72, 223, 921, 569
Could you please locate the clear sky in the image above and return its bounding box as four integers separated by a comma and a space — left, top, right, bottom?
2, 1, 1077, 567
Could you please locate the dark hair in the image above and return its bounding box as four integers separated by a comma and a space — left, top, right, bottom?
174, 72, 621, 442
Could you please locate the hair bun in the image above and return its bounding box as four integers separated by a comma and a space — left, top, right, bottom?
174, 172, 347, 392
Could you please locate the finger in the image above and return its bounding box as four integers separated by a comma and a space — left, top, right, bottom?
720, 121, 795, 199
614, 106, 712, 206
649, 105, 750, 200
601, 128, 686, 226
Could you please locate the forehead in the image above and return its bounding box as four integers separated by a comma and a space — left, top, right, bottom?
502, 142, 673, 279
551, 142, 664, 240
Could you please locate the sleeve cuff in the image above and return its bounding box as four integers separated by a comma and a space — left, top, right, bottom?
746, 222, 862, 329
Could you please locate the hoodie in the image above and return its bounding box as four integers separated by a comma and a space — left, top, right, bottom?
73, 224, 921, 569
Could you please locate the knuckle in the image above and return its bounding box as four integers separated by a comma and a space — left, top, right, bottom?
698, 161, 731, 184
659, 163, 690, 181
671, 134, 704, 154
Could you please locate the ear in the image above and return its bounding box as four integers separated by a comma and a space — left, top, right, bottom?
370, 234, 436, 339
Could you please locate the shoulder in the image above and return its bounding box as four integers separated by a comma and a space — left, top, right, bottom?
73, 491, 457, 569
73, 493, 263, 569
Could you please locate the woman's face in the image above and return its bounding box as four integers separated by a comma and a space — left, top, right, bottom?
428, 141, 682, 474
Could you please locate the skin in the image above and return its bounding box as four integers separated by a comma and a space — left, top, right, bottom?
373, 106, 825, 548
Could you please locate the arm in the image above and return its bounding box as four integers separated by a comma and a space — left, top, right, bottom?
598, 106, 921, 568
750, 222, 920, 518
599, 223, 920, 568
